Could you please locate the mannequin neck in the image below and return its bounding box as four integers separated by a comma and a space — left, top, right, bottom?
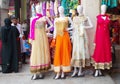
59, 13, 65, 18
78, 13, 83, 16
101, 12, 106, 15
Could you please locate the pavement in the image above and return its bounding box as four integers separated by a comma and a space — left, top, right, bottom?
0, 64, 116, 84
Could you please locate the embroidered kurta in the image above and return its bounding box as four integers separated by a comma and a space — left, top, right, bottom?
30, 17, 51, 73
71, 16, 90, 67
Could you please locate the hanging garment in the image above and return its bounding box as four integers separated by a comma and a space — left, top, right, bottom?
71, 16, 90, 67
54, 0, 60, 16
54, 17, 71, 73
101, 0, 118, 8
42, 1, 46, 16
69, 0, 79, 9
30, 16, 51, 73
92, 14, 112, 70
50, 1, 55, 17
61, 0, 70, 16
46, 1, 50, 17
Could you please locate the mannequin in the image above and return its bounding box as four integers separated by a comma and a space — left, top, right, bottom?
71, 5, 93, 77
29, 2, 53, 80
52, 6, 72, 79
92, 4, 112, 77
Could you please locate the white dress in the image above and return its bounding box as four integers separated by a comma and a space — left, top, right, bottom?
71, 15, 90, 67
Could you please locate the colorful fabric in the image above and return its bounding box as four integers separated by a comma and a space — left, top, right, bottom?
92, 14, 112, 70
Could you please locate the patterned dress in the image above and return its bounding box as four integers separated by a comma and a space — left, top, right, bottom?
30, 17, 51, 73
71, 16, 90, 67
54, 17, 71, 72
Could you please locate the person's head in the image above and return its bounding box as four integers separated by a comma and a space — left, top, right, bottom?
11, 16, 18, 25
4, 18, 12, 26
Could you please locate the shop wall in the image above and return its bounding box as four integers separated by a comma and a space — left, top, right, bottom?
0, 0, 9, 26
81, 0, 101, 56
21, 0, 27, 22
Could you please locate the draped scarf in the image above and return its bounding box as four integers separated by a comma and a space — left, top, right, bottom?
29, 13, 43, 40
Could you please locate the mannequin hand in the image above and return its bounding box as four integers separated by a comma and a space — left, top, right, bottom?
93, 43, 96, 50
45, 28, 50, 33
50, 38, 56, 48
29, 39, 33, 44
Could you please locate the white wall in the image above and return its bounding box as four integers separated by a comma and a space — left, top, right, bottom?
81, 0, 101, 56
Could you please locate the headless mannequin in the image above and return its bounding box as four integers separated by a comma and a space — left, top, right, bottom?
31, 2, 53, 80
53, 6, 73, 80
94, 4, 107, 77
71, 5, 93, 77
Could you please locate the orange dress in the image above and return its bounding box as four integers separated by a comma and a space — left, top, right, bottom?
54, 17, 71, 73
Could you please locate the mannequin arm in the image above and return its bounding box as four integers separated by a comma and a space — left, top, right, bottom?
67, 17, 74, 31
45, 16, 53, 30
19, 25, 24, 38
84, 16, 93, 29
53, 19, 57, 39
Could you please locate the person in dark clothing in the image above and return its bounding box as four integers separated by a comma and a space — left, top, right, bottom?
1, 18, 20, 73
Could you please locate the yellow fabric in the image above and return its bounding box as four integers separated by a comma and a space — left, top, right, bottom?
55, 17, 69, 36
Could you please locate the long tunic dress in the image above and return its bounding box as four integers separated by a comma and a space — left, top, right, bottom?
54, 17, 71, 73
71, 16, 90, 67
1, 19, 20, 73
30, 17, 51, 73
92, 14, 112, 70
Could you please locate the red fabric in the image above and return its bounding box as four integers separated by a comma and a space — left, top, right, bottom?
92, 14, 112, 63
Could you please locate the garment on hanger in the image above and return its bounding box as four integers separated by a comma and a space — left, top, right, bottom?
69, 0, 79, 9
71, 15, 90, 67
42, 1, 46, 16
61, 0, 70, 16
54, 17, 71, 72
31, 4, 36, 17
101, 0, 118, 8
30, 14, 51, 73
92, 14, 112, 70
46, 1, 50, 17
50, 1, 55, 17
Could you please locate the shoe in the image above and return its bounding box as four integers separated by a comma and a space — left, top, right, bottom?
53, 75, 61, 80
37, 75, 44, 79
31, 75, 37, 80
78, 74, 85, 77
71, 74, 78, 78
61, 75, 66, 79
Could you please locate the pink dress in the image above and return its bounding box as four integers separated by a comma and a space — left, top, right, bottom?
92, 14, 112, 70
